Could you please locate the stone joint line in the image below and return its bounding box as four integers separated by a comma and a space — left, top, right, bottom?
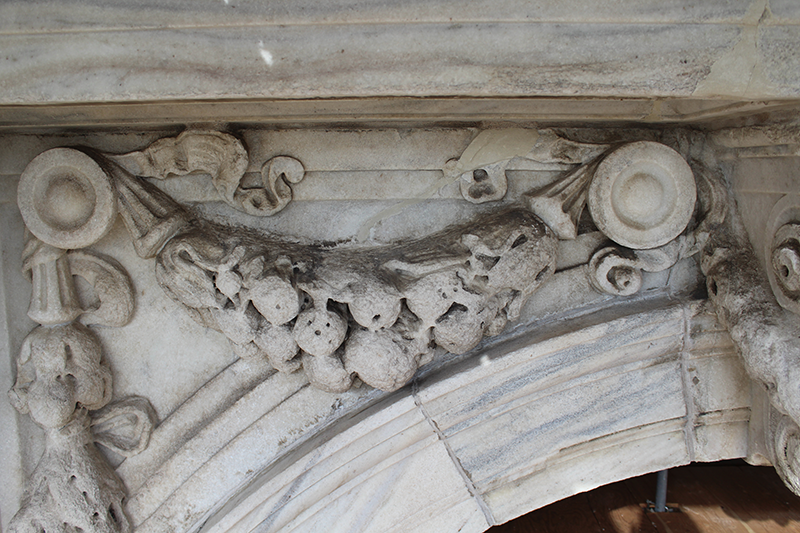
411, 380, 497, 527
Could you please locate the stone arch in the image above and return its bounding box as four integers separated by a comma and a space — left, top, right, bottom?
121, 299, 749, 532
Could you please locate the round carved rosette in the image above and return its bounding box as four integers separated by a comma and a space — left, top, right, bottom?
18, 148, 117, 249
588, 141, 696, 250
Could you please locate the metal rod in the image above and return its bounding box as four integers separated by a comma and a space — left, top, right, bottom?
654, 469, 669, 512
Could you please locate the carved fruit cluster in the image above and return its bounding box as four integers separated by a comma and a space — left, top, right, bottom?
156, 209, 557, 392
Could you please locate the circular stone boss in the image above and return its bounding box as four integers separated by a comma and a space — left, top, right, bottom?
588, 141, 696, 250
18, 148, 117, 249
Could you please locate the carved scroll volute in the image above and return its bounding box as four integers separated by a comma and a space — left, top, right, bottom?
580, 142, 705, 297
773, 416, 800, 495
587, 237, 694, 297
765, 195, 800, 316
235, 156, 305, 216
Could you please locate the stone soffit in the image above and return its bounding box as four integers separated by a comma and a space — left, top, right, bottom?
3, 2, 800, 533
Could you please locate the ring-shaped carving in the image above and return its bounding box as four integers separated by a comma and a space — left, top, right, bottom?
588, 141, 696, 250
588, 247, 643, 296
18, 148, 116, 249
765, 195, 800, 315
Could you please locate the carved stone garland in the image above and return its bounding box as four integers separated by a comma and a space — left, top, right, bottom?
17, 128, 800, 531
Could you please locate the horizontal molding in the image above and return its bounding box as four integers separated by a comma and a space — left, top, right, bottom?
0, 0, 789, 35
1, 21, 799, 109
1, 98, 799, 132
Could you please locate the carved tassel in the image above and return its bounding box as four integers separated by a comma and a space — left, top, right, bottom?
22, 238, 82, 326
524, 161, 597, 240
111, 165, 190, 259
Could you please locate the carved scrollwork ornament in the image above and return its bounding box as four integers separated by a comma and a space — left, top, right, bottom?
10, 131, 752, 532
235, 156, 305, 216
774, 416, 800, 495
588, 247, 643, 296
587, 236, 695, 296
110, 130, 305, 217
766, 195, 800, 315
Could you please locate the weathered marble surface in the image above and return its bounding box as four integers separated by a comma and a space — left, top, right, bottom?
183, 301, 748, 533
0, 121, 792, 532
0, 0, 799, 109
3, 99, 798, 132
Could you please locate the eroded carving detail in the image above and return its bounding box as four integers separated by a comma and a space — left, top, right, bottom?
14, 129, 756, 532
151, 208, 557, 392
110, 130, 305, 217
765, 195, 800, 315
525, 162, 597, 240
7, 320, 143, 533
698, 169, 800, 492
587, 238, 691, 296
458, 162, 509, 204
11, 168, 154, 531
773, 415, 800, 495
18, 148, 118, 250
452, 128, 610, 207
